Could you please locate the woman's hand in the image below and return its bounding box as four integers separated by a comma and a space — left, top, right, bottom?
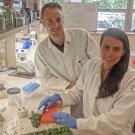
38, 93, 61, 110
53, 112, 77, 128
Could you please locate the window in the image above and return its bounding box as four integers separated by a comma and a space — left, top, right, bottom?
98, 12, 125, 30
98, 0, 127, 9
132, 1, 135, 31
131, 13, 135, 31
96, 0, 128, 31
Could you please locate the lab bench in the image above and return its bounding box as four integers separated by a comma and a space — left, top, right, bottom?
0, 73, 73, 135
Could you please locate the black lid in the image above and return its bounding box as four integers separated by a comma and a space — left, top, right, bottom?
7, 87, 20, 94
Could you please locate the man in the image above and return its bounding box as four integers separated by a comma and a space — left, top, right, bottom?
35, 3, 99, 118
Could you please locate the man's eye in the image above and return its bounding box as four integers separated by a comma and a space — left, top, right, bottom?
57, 18, 62, 23
48, 20, 53, 23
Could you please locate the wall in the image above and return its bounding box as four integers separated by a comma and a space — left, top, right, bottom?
26, 0, 34, 10
60, 3, 98, 32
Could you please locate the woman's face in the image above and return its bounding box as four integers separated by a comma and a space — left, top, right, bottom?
101, 36, 125, 70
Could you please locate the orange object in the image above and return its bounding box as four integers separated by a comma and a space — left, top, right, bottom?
133, 59, 135, 65
0, 60, 3, 65
40, 103, 60, 124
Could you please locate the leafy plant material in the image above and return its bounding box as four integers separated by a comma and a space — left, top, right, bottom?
30, 111, 41, 128
29, 110, 74, 134
23, 126, 74, 135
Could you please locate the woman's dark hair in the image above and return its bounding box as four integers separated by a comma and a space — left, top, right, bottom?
41, 2, 62, 20
98, 28, 130, 98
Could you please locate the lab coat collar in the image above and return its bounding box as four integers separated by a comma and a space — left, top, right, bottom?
47, 29, 71, 49
64, 29, 72, 43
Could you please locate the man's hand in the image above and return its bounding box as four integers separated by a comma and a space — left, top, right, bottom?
65, 80, 76, 89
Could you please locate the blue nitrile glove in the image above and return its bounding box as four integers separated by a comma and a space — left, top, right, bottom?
38, 93, 61, 110
53, 112, 77, 128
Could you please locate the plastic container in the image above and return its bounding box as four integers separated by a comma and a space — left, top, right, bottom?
7, 87, 21, 105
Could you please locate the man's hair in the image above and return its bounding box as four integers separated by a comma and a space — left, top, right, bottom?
98, 28, 130, 98
41, 2, 62, 19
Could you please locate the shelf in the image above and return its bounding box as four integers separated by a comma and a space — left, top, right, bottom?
0, 21, 40, 40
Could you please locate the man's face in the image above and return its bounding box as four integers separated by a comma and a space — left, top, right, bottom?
42, 7, 64, 39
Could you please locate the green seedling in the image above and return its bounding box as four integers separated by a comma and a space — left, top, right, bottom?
30, 111, 41, 128
23, 126, 74, 135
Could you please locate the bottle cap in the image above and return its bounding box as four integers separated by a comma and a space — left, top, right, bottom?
7, 87, 20, 94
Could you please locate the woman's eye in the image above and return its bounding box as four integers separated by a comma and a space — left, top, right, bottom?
113, 48, 122, 52
104, 45, 110, 50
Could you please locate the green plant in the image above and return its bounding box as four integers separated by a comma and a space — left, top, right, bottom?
23, 126, 74, 135
28, 109, 74, 135
30, 111, 41, 128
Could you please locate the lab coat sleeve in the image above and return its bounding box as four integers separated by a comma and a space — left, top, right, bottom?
76, 75, 135, 135
34, 47, 70, 90
87, 33, 100, 59
59, 62, 86, 106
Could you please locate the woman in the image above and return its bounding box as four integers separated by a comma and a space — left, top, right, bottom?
38, 28, 135, 135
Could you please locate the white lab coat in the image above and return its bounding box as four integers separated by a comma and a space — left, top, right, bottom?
60, 58, 135, 135
34, 28, 99, 90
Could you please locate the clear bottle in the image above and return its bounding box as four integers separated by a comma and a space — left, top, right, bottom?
7, 87, 21, 105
